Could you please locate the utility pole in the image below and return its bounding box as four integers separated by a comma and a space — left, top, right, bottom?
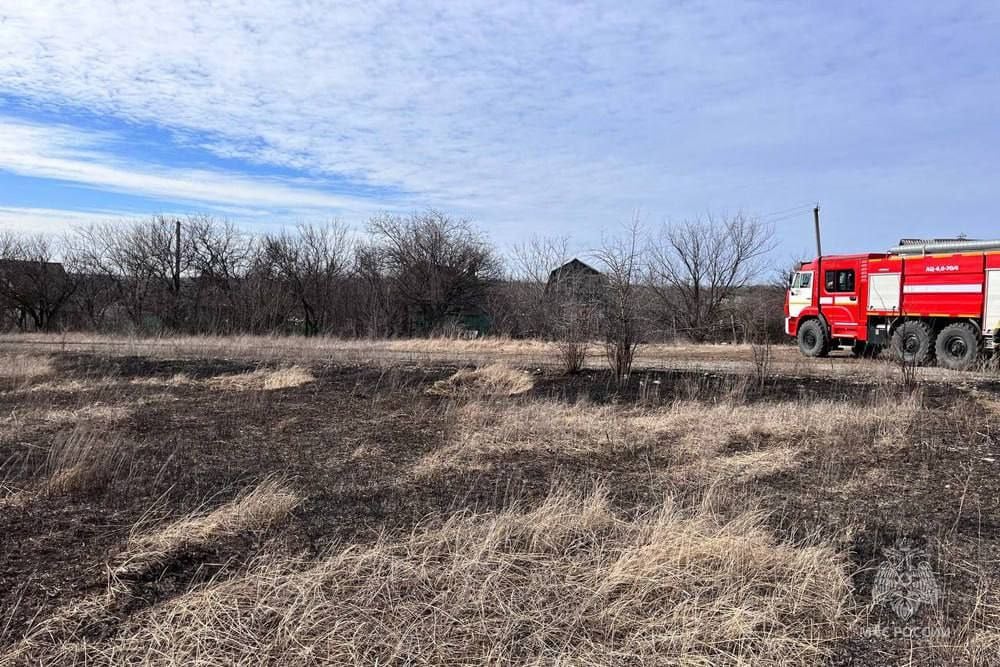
813, 204, 823, 321
813, 205, 822, 258
173, 218, 182, 294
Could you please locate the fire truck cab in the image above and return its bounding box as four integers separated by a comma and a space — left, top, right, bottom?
785, 239, 1000, 370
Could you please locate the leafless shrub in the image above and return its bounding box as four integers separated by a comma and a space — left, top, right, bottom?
555, 338, 588, 374
647, 212, 775, 342
896, 349, 921, 393
748, 317, 773, 393
596, 219, 645, 386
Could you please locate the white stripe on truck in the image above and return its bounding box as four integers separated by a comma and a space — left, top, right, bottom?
902, 284, 982, 294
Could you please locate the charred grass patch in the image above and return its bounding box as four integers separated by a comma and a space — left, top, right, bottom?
1, 347, 999, 665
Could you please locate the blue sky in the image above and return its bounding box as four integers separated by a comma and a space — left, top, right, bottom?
0, 1, 998, 260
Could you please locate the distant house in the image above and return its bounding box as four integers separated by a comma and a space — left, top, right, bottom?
546, 258, 605, 300
544, 259, 606, 336
0, 259, 74, 330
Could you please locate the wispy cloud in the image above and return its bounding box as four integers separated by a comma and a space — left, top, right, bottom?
0, 2, 998, 250
0, 206, 144, 233
0, 119, 392, 216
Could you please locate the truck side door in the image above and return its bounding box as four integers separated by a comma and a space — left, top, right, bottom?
821, 261, 862, 340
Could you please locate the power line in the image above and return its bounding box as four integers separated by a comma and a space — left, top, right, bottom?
764, 209, 816, 225
760, 203, 815, 220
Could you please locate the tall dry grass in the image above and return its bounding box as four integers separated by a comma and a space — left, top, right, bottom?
6, 480, 302, 665
427, 363, 534, 397
0, 354, 55, 391
114, 479, 301, 581
0, 424, 133, 506
416, 393, 919, 483
42, 426, 131, 497
207, 365, 315, 391
32, 488, 853, 666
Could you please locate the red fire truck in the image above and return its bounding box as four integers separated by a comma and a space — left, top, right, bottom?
785, 239, 1000, 370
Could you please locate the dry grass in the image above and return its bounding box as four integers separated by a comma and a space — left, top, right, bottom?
1, 425, 132, 508
966, 631, 1000, 666
0, 354, 55, 390
41, 426, 131, 497
207, 365, 315, 391
129, 373, 194, 387
427, 363, 534, 397
2, 339, 990, 665
2, 332, 993, 382
416, 395, 918, 481
1, 403, 131, 428
114, 479, 300, 581
26, 377, 115, 394
6, 480, 301, 665
39, 488, 852, 666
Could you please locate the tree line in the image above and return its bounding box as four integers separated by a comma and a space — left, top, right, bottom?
0, 210, 783, 345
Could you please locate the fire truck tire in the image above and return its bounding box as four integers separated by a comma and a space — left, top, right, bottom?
935, 322, 981, 371
797, 320, 829, 357
891, 321, 934, 366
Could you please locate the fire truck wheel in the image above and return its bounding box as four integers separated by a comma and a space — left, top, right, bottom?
935, 322, 981, 371
797, 320, 829, 357
890, 321, 934, 366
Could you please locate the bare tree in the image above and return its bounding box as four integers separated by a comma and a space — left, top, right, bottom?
368, 211, 501, 335
0, 231, 77, 331
596, 219, 645, 385
258, 222, 354, 335
68, 217, 193, 330
647, 212, 774, 342
351, 243, 396, 338
508, 235, 572, 337
187, 216, 256, 332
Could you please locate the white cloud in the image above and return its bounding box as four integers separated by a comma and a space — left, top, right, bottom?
0, 206, 128, 234
0, 2, 998, 249
0, 119, 398, 217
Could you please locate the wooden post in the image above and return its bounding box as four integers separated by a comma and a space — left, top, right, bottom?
173, 218, 182, 294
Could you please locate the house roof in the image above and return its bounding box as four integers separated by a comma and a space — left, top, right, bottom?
0, 259, 67, 278
0, 259, 68, 293
548, 258, 601, 281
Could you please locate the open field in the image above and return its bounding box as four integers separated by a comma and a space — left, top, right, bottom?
4, 331, 999, 382
2, 335, 999, 665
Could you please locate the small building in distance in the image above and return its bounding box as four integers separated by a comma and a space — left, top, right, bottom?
544, 258, 606, 338
0, 259, 74, 331
546, 258, 605, 300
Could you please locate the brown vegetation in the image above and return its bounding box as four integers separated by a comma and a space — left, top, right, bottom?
45, 490, 848, 665
1, 341, 998, 665
426, 363, 534, 397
